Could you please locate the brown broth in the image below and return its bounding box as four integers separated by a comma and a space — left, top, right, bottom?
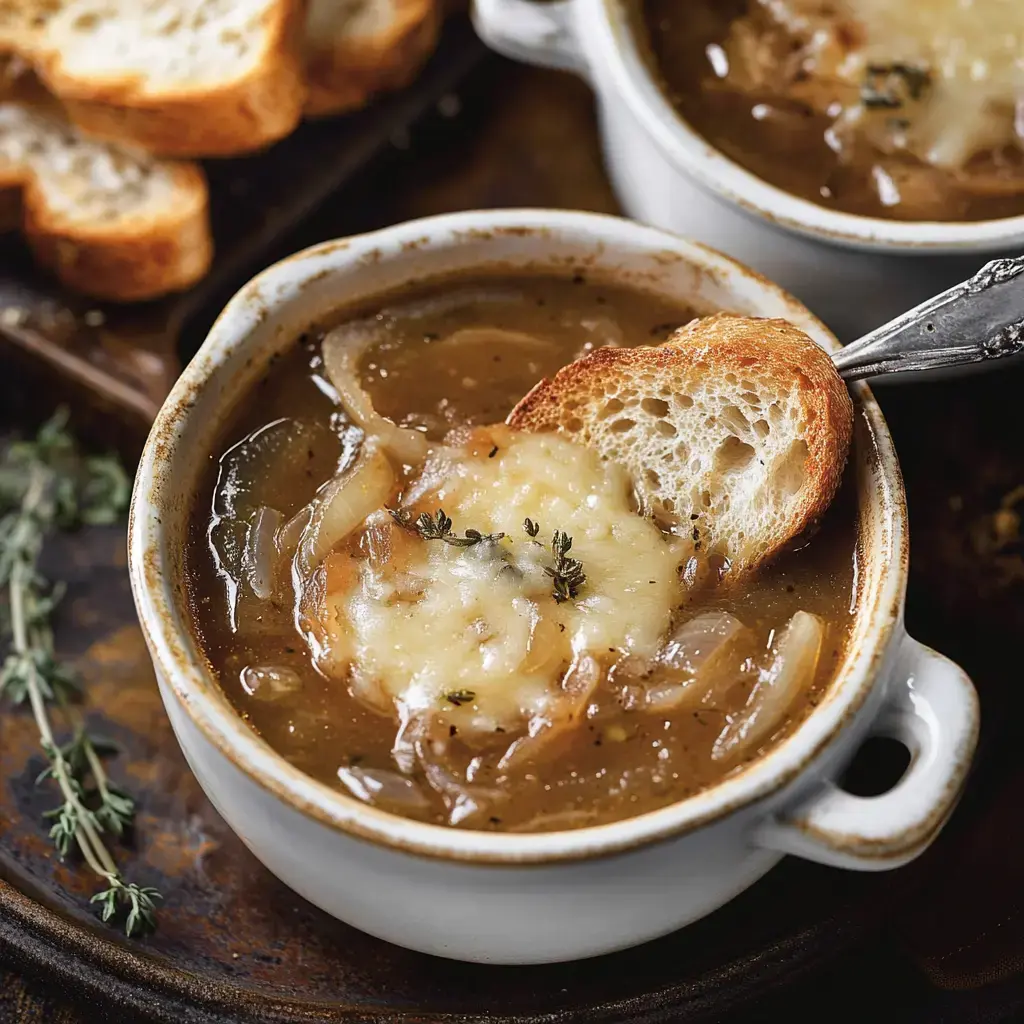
633, 0, 1024, 222
184, 273, 857, 832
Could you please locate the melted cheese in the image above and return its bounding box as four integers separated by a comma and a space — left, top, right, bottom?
319, 432, 684, 728
768, 0, 1024, 167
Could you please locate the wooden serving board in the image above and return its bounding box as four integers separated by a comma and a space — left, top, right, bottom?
0, 18, 487, 456
2, 43, 1023, 1024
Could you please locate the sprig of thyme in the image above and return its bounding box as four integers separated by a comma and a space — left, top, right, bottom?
0, 410, 161, 937
92, 877, 162, 936
389, 509, 586, 602
545, 530, 586, 603
388, 507, 505, 547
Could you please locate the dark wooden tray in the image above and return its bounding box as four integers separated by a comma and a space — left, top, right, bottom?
0, 17, 487, 455
2, 47, 1021, 1024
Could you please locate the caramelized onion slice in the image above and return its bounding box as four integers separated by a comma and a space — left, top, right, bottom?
293, 443, 396, 579
508, 809, 602, 833
396, 712, 506, 827
420, 758, 505, 827
321, 322, 427, 464
337, 765, 432, 813
712, 611, 824, 763
439, 326, 558, 354
497, 653, 601, 771
242, 506, 283, 601
240, 664, 302, 700
210, 417, 331, 623
645, 611, 751, 712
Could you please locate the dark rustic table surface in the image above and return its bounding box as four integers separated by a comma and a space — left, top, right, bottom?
4, 58, 1024, 1024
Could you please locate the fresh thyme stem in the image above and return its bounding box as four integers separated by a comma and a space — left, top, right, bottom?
9, 468, 115, 878
0, 412, 160, 936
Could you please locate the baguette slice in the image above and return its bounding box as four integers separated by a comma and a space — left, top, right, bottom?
0, 102, 212, 301
303, 0, 440, 117
508, 314, 854, 578
0, 0, 307, 157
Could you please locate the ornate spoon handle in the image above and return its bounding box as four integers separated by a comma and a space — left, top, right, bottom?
832, 256, 1024, 382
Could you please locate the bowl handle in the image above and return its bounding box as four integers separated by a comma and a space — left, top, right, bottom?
754, 635, 979, 871
471, 0, 589, 77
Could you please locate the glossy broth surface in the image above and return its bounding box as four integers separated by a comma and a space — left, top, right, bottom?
634, 0, 1024, 222
185, 274, 857, 832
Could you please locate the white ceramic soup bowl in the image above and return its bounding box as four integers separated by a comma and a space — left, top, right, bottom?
129, 209, 978, 965
471, 0, 1024, 341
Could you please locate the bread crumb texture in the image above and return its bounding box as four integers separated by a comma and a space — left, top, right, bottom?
509, 314, 854, 577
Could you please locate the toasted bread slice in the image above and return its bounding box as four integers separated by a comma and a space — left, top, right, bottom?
509, 314, 854, 578
0, 102, 212, 300
303, 0, 440, 117
0, 0, 306, 157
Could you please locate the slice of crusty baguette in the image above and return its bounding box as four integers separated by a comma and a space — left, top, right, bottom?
303, 0, 440, 117
0, 102, 212, 300
0, 0, 307, 157
508, 314, 854, 577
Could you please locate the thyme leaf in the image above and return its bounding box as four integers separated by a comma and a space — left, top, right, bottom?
545, 530, 587, 603
0, 410, 160, 937
390, 512, 586, 601
388, 507, 505, 547
444, 689, 477, 707
90, 878, 162, 938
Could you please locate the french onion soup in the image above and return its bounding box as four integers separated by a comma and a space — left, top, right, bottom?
184, 274, 858, 833
633, 0, 1024, 221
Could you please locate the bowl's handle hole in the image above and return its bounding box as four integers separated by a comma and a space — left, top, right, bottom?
839, 736, 912, 797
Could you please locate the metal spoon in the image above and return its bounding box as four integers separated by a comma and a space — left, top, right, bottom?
832, 255, 1024, 382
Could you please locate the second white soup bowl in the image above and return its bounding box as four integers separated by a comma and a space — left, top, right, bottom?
472, 0, 1024, 341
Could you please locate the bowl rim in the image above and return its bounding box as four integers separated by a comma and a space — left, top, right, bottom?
128, 208, 908, 865
586, 0, 1024, 254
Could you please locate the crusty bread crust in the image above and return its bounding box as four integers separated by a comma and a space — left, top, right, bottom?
510, 314, 853, 577
1, 140, 211, 301
22, 163, 212, 300
304, 0, 439, 117
4, 0, 307, 157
